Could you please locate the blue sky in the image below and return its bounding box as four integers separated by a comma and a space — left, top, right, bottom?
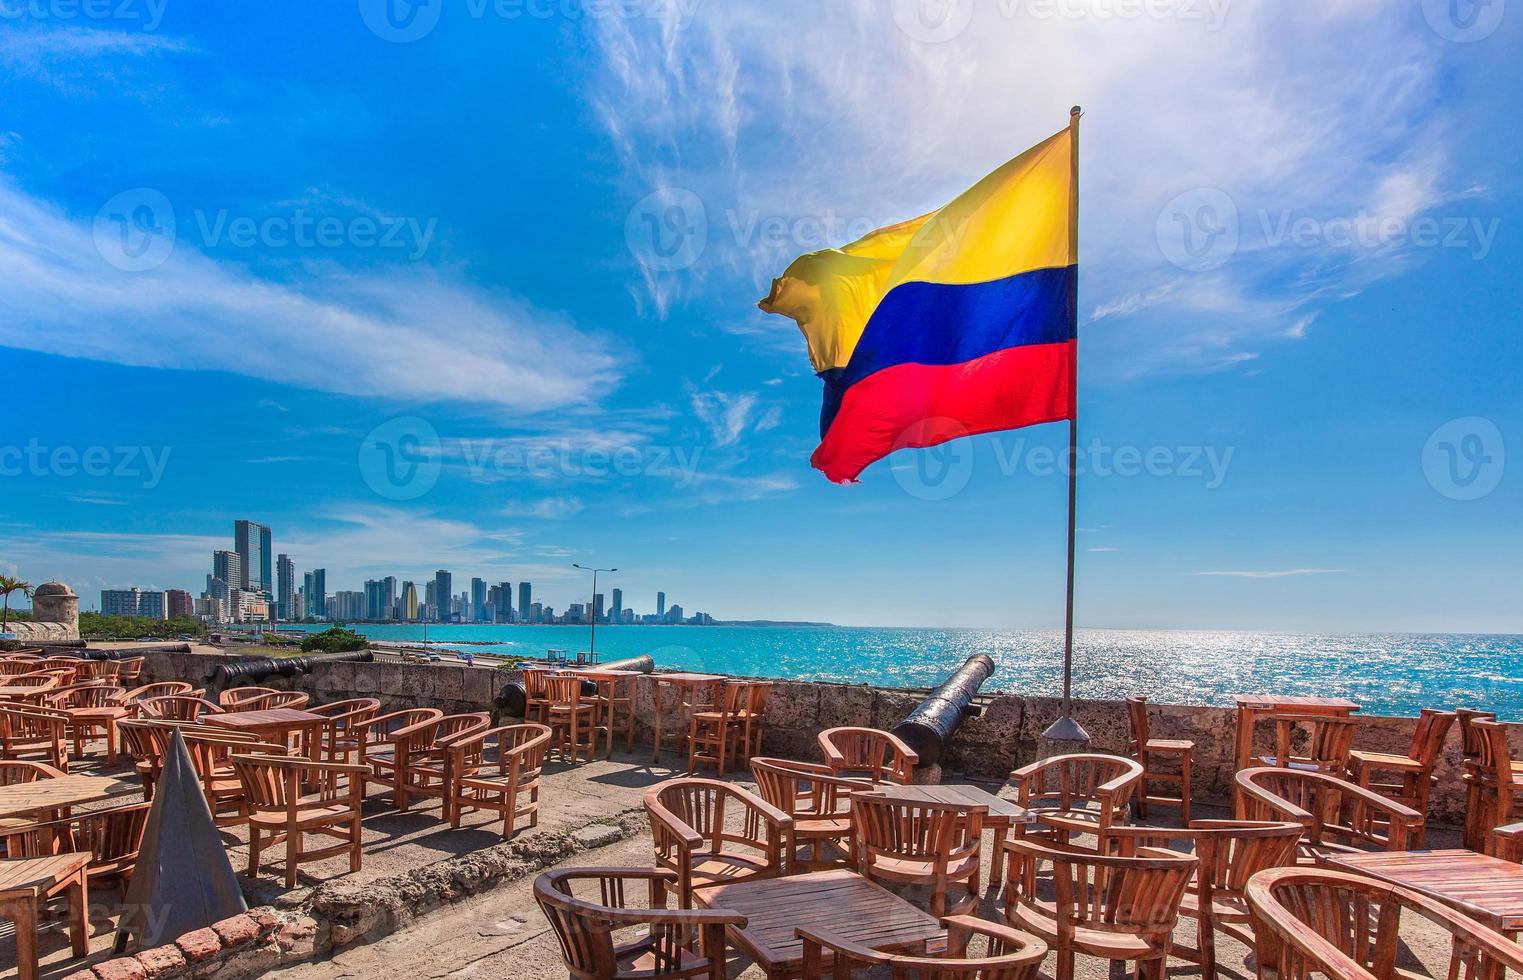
1, 0, 1519, 631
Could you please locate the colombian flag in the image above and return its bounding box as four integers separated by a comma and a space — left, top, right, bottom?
759, 122, 1078, 483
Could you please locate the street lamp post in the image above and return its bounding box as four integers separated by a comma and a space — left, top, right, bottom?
571, 563, 617, 663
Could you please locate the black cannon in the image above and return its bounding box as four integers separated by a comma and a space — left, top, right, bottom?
494, 654, 656, 718
81, 644, 192, 660
206, 649, 374, 688
890, 654, 996, 767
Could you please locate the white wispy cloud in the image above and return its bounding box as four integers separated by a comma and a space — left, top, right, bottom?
501, 497, 585, 520
1192, 568, 1348, 579
0, 177, 621, 414
590, 1, 1462, 377
687, 384, 760, 448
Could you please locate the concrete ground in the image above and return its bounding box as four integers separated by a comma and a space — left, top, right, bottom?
3, 728, 1472, 980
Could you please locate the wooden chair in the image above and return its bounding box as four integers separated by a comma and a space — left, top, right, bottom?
1007, 753, 1141, 855
0, 706, 70, 772
1233, 767, 1422, 862
534, 866, 744, 980
114, 657, 145, 684
0, 853, 91, 980
852, 791, 984, 917
644, 777, 792, 908
2, 675, 62, 704
219, 686, 280, 709
546, 674, 603, 764
240, 690, 311, 711
1457, 708, 1499, 850
31, 659, 80, 683
799, 914, 1047, 980
47, 684, 127, 761
116, 719, 172, 796
115, 682, 197, 716
1345, 707, 1455, 848
521, 667, 553, 725
1126, 696, 1193, 822
1471, 719, 1523, 856
817, 726, 918, 785
587, 672, 637, 757
737, 681, 770, 764
140, 695, 223, 721
447, 723, 551, 838
355, 707, 444, 810
1254, 712, 1358, 775
0, 761, 65, 850
1108, 820, 1304, 978
229, 752, 369, 889
750, 757, 867, 871
687, 680, 755, 774
1004, 836, 1196, 980
1246, 866, 1523, 980
393, 712, 492, 812
182, 729, 291, 827
0, 659, 43, 677
70, 660, 118, 682
6, 801, 152, 892
309, 698, 381, 762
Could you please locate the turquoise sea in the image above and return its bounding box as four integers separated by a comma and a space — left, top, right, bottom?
277, 624, 1523, 718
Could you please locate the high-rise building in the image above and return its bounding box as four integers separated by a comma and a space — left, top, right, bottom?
667, 603, 684, 624
364, 577, 397, 621
234, 520, 271, 592
593, 592, 605, 624
303, 569, 327, 619
330, 591, 366, 622
529, 600, 542, 624
101, 588, 167, 619
213, 550, 243, 595
275, 554, 296, 621
610, 588, 623, 624
518, 582, 532, 624
470, 578, 488, 622
166, 589, 194, 619
434, 570, 453, 623
657, 592, 666, 619
401, 581, 419, 621
496, 581, 513, 623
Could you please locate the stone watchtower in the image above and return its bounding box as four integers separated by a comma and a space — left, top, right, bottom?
6, 581, 81, 643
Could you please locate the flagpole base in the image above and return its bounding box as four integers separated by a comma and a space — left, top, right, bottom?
1038, 713, 1091, 760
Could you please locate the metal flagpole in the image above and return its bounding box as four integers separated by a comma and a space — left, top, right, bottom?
1042, 106, 1090, 749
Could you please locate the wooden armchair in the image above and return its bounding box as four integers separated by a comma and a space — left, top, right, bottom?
32, 659, 81, 682
1234, 767, 1422, 861
1246, 866, 1523, 980
0, 706, 70, 772
1107, 820, 1304, 977
114, 657, 145, 684
0, 760, 64, 785
355, 707, 444, 810
2, 674, 62, 704
116, 719, 172, 795
1254, 712, 1359, 775
1126, 696, 1194, 822
750, 757, 867, 871
644, 777, 793, 908
394, 711, 492, 812
799, 915, 1046, 980
853, 792, 984, 917
47, 684, 127, 762
309, 698, 381, 762
447, 723, 552, 838
229, 752, 369, 888
219, 686, 279, 709
0, 659, 43, 677
817, 726, 918, 785
1004, 837, 1196, 980
545, 674, 603, 763
182, 729, 291, 827
140, 695, 223, 721
115, 682, 197, 716
1470, 719, 1523, 856
70, 660, 119, 682
1346, 708, 1455, 847
1008, 753, 1141, 853
521, 667, 552, 725
534, 867, 745, 980
6, 801, 152, 892
240, 691, 311, 711
1457, 708, 1500, 849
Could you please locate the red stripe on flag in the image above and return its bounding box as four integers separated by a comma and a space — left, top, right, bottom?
810, 340, 1076, 484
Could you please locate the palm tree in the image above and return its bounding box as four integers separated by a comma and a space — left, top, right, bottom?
0, 575, 32, 631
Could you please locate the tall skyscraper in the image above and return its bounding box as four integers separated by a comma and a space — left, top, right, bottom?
657, 591, 666, 619
365, 577, 397, 620
610, 588, 623, 624
401, 581, 419, 621
518, 582, 532, 624
233, 520, 271, 592
101, 588, 167, 619
470, 578, 488, 622
593, 592, 605, 624
497, 581, 513, 623
213, 550, 243, 594
303, 569, 327, 619
276, 554, 296, 621
434, 570, 453, 623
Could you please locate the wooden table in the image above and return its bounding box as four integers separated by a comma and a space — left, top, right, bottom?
203, 707, 326, 759
695, 868, 946, 978
0, 774, 139, 822
0, 854, 91, 980
645, 672, 725, 762
1326, 849, 1523, 934
0, 682, 58, 701
569, 668, 643, 756
60, 705, 129, 764
1231, 694, 1359, 771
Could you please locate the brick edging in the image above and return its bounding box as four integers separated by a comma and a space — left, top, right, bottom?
61, 909, 315, 980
